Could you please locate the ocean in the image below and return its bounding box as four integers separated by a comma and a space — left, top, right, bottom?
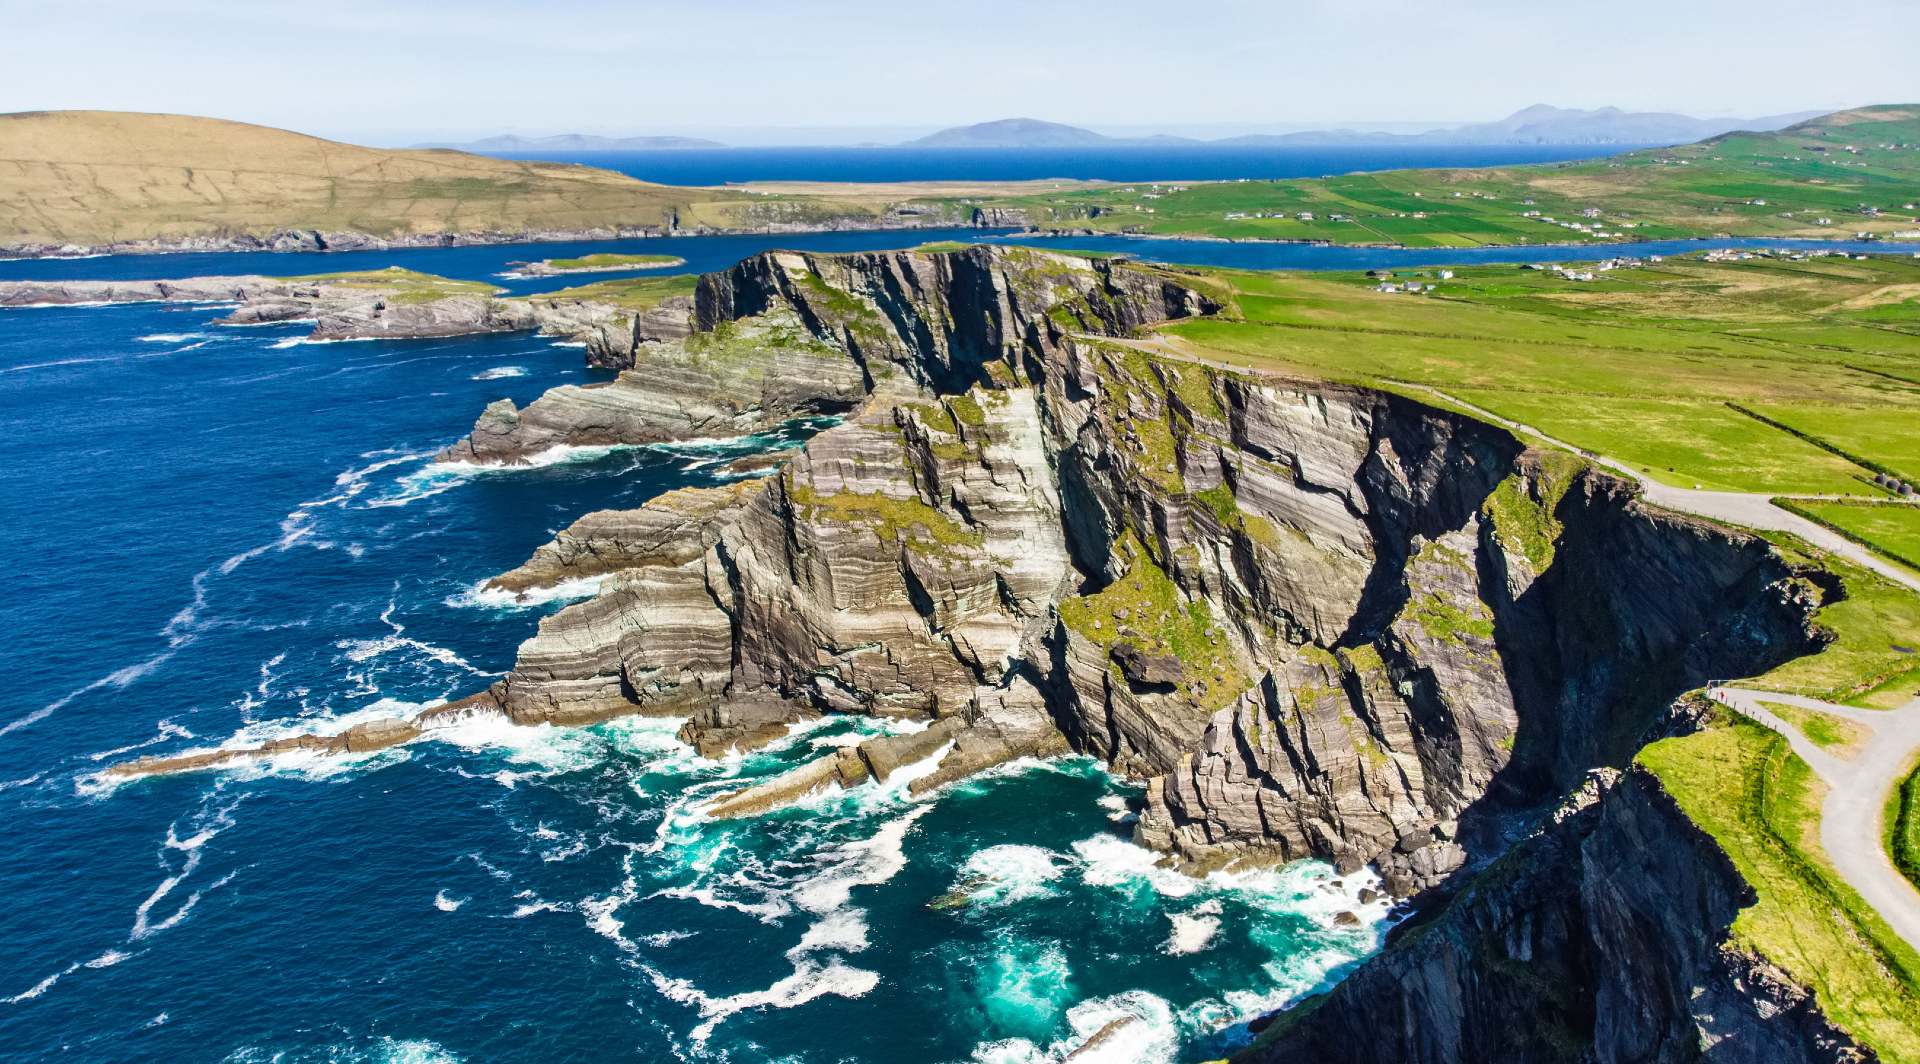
3, 223, 1911, 1063
467, 144, 1647, 185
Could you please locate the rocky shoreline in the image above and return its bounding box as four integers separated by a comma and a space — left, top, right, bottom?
497, 255, 686, 279
0, 211, 1018, 261
98, 243, 1860, 1058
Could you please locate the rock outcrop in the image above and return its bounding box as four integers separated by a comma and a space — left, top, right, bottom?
104, 244, 1849, 1058
0, 270, 702, 354
436, 245, 1217, 464
1241, 765, 1867, 1064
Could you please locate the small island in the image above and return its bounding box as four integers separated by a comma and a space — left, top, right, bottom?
499, 252, 686, 279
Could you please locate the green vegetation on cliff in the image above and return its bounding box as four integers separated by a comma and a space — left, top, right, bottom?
1059, 534, 1246, 711
539, 252, 684, 271
1640, 714, 1920, 1063
1751, 537, 1920, 709
523, 273, 697, 312
281, 266, 501, 304
1891, 759, 1920, 893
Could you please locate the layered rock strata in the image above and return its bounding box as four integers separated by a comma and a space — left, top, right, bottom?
105, 245, 1848, 1057
1243, 765, 1867, 1063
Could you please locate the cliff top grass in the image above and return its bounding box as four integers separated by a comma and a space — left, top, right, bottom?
1156, 251, 1920, 498
1639, 714, 1920, 1063
1890, 758, 1920, 893
1758, 700, 1872, 755
523, 273, 697, 312
1782, 500, 1920, 574
967, 106, 1920, 247
539, 252, 684, 271
279, 266, 501, 304
1750, 534, 1920, 709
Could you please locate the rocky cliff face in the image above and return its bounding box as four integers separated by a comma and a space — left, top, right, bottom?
437, 245, 1215, 464
107, 244, 1846, 1056
1245, 765, 1867, 1063
470, 246, 1819, 874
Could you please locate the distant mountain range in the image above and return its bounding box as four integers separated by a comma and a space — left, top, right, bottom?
417, 133, 726, 151
425, 106, 1833, 155
907, 106, 1828, 149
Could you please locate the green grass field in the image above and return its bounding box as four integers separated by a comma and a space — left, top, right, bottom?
539, 252, 684, 271
281, 266, 501, 304
1891, 758, 1920, 893
1759, 700, 1871, 754
965, 106, 1920, 248
1156, 252, 1920, 500
1785, 502, 1920, 572
518, 273, 698, 312
1640, 714, 1920, 1063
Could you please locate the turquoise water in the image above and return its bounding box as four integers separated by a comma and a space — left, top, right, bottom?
0, 229, 1388, 1062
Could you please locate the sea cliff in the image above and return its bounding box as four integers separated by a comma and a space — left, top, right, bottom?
109, 244, 1853, 1058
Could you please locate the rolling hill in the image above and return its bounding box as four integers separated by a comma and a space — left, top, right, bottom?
0, 111, 829, 252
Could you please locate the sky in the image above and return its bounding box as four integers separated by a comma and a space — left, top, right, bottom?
2, 0, 1916, 145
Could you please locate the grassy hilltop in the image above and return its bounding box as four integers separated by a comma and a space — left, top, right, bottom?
981, 105, 1920, 247
0, 111, 949, 250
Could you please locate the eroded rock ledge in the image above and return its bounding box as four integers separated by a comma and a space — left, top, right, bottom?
0, 270, 696, 347
107, 245, 1851, 1057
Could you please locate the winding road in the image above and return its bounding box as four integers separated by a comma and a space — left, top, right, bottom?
1096, 328, 1920, 950
1712, 687, 1920, 953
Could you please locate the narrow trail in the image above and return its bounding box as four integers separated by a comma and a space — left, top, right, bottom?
1713, 687, 1920, 954
1091, 327, 1920, 950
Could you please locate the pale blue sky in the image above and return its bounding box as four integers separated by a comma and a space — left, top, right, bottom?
2, 0, 1914, 144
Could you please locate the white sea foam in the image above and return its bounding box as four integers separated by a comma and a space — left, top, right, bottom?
0, 948, 136, 1005
471, 365, 529, 380
445, 574, 606, 610
1097, 793, 1134, 823
953, 845, 1069, 907
791, 804, 933, 914
786, 908, 870, 959
971, 990, 1178, 1064
642, 929, 694, 947
0, 355, 125, 375
1164, 900, 1223, 955
137, 332, 203, 343
1071, 833, 1199, 899
269, 337, 303, 350
549, 340, 589, 348
433, 891, 466, 912
647, 957, 881, 1046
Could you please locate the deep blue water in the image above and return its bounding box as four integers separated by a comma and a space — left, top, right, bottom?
470, 144, 1648, 185
0, 228, 1392, 1064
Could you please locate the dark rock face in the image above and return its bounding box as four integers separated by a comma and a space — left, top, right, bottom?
1245, 768, 1867, 1064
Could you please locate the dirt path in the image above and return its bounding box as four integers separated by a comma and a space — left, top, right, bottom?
1714, 687, 1920, 953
